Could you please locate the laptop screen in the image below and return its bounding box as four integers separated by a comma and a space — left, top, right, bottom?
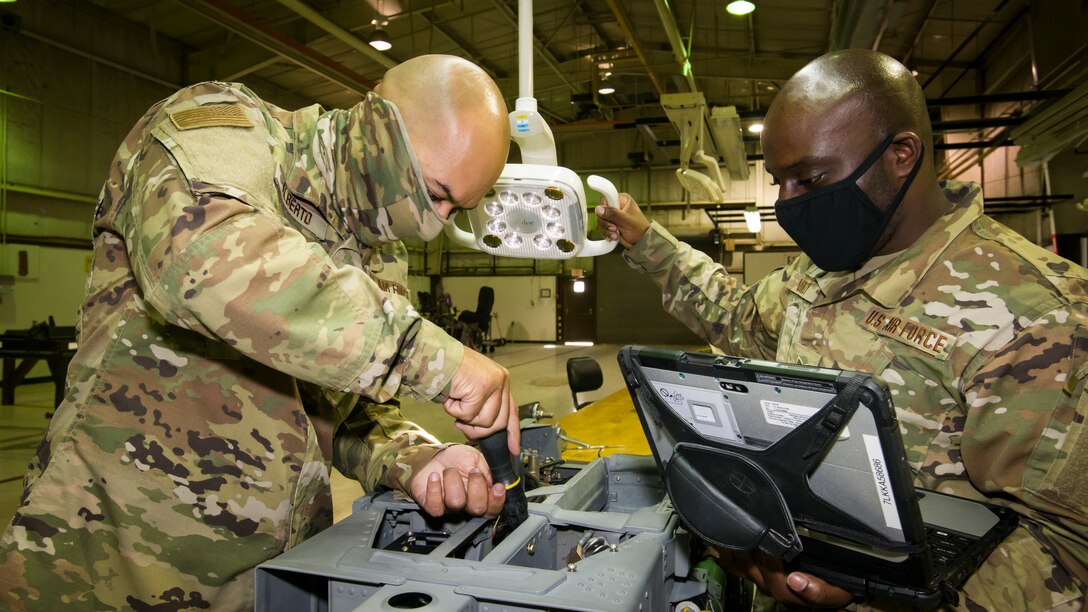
624, 347, 912, 544
621, 346, 1021, 607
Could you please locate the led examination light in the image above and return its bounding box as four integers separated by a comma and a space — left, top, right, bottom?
445, 0, 619, 260
446, 169, 618, 258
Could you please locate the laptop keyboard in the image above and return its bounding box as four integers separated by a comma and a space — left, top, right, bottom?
926, 527, 977, 568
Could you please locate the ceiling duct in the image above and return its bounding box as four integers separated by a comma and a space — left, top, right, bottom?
662, 92, 750, 202
662, 92, 725, 202
1010, 80, 1088, 167
708, 106, 750, 181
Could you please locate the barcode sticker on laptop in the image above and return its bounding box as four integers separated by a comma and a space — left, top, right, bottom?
759, 400, 850, 439
863, 433, 902, 530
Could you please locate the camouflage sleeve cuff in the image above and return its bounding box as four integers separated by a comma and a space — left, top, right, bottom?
400, 319, 464, 402
380, 443, 450, 495
623, 221, 681, 274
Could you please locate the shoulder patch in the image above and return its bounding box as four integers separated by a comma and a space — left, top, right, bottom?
169, 104, 253, 131
860, 307, 956, 360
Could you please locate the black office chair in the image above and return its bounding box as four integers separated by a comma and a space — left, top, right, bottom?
457, 286, 495, 351
566, 356, 603, 410
417, 291, 436, 318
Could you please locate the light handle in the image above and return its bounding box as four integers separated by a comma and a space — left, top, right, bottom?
578, 175, 620, 257
443, 217, 478, 249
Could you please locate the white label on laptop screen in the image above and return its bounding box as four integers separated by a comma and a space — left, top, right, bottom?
863, 433, 902, 530
760, 400, 850, 439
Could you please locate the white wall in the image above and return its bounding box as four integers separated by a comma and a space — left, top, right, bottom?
0, 244, 87, 330
0, 244, 89, 378
441, 276, 557, 342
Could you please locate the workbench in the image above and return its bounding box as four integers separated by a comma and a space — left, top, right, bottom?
0, 320, 76, 408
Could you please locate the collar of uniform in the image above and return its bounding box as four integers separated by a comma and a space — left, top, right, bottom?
286, 93, 440, 247
281, 103, 349, 246
805, 180, 983, 308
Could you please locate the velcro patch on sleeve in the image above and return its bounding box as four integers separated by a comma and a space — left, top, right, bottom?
169, 104, 254, 130
787, 274, 821, 303
860, 307, 956, 360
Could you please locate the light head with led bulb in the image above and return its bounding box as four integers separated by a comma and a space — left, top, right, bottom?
444, 0, 618, 260
446, 164, 619, 259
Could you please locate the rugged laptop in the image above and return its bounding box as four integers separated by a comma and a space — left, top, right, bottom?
618, 345, 1018, 608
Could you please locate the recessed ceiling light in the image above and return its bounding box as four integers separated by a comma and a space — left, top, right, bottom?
748, 122, 764, 133
598, 86, 616, 95
726, 1, 755, 16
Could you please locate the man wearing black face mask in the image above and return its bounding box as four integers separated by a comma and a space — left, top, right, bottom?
596, 49, 1088, 609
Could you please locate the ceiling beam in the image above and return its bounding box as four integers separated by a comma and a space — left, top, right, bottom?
576, 1, 616, 50
417, 12, 507, 78
176, 0, 376, 95
651, 0, 697, 92
273, 0, 397, 70
486, 0, 579, 95
19, 28, 180, 90
190, 2, 466, 86
600, 0, 665, 97
921, 0, 1013, 92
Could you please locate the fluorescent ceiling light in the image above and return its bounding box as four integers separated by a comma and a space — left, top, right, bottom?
726, 1, 755, 16
564, 341, 594, 347
748, 122, 764, 134
598, 86, 615, 95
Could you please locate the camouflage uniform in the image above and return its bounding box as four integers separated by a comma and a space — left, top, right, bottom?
0, 82, 465, 610
626, 181, 1088, 610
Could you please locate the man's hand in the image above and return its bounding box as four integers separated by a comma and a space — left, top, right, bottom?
408, 444, 506, 517
715, 548, 855, 608
443, 348, 519, 455
595, 193, 651, 249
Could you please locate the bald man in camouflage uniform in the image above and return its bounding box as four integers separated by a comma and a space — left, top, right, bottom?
0, 56, 519, 610
598, 50, 1087, 610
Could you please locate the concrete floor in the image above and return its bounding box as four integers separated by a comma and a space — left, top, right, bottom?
0, 342, 643, 527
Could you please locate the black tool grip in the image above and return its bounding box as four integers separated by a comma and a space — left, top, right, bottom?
478, 430, 529, 532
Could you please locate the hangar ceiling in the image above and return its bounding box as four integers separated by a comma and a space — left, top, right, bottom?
10, 0, 1085, 168
1, 0, 1085, 218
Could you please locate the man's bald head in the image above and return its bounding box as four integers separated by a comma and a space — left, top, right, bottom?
767, 49, 931, 155
376, 55, 510, 218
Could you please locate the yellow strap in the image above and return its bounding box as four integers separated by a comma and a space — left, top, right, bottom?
504, 476, 521, 490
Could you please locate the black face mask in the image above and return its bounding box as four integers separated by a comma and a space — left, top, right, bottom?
774, 135, 924, 272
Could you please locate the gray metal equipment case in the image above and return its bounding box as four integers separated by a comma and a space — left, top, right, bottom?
255, 454, 706, 611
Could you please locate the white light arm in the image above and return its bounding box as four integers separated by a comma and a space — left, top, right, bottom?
510, 97, 558, 166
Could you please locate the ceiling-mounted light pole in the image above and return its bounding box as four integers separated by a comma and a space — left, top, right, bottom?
443, 0, 621, 260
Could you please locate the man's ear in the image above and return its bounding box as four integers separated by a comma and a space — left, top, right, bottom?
889, 132, 923, 178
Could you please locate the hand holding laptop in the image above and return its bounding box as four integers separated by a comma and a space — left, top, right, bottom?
620, 346, 1019, 608
714, 548, 854, 608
